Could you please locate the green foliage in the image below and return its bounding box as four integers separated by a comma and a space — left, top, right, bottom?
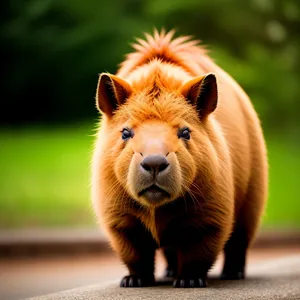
0, 124, 96, 227
263, 136, 300, 228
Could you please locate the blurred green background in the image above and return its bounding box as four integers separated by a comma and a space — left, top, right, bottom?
1, 0, 299, 229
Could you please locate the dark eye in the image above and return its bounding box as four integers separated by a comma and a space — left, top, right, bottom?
178, 127, 191, 140
121, 128, 133, 140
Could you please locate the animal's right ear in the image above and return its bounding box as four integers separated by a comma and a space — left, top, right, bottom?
96, 73, 132, 117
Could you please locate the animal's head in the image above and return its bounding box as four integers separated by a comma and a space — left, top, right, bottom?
95, 68, 218, 208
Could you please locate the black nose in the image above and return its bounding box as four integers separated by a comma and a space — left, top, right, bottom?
140, 155, 169, 176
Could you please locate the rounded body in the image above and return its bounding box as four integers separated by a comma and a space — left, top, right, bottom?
92, 30, 268, 287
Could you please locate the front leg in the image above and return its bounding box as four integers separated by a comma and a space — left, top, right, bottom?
173, 230, 223, 288
174, 242, 212, 288
160, 216, 223, 288
163, 247, 178, 278
109, 220, 157, 288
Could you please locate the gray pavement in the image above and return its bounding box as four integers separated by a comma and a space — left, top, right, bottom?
26, 255, 300, 300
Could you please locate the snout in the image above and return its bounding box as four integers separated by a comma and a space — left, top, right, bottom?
137, 155, 171, 203
127, 151, 182, 207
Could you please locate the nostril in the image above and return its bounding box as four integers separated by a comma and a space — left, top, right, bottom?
141, 161, 151, 172
158, 162, 169, 172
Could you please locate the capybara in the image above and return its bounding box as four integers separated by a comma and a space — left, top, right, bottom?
92, 30, 268, 288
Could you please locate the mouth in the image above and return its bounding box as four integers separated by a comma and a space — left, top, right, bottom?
138, 184, 170, 203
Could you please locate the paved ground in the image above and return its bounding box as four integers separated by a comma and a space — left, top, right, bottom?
1, 248, 299, 300
25, 254, 300, 300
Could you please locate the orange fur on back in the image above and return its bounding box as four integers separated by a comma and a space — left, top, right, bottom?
92, 29, 268, 287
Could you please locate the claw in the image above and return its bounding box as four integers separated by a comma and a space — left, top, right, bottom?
164, 268, 177, 278
220, 271, 245, 280
173, 277, 207, 288
120, 275, 155, 288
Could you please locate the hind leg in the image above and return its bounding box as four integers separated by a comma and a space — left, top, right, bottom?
220, 225, 248, 279
163, 247, 177, 278
221, 167, 267, 280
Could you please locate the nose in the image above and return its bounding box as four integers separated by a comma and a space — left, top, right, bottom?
140, 155, 169, 176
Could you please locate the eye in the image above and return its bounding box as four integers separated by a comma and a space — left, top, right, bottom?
178, 127, 191, 140
121, 128, 133, 140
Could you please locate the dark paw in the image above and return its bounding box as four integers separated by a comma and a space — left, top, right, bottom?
120, 275, 155, 287
173, 277, 207, 288
220, 271, 245, 280
164, 268, 177, 278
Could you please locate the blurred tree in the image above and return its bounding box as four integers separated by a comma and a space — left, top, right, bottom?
1, 0, 300, 136
1, 0, 149, 125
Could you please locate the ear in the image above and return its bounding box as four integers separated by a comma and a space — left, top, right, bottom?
96, 73, 132, 117
180, 73, 218, 118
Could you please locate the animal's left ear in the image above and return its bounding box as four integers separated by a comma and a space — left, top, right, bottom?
180, 73, 218, 118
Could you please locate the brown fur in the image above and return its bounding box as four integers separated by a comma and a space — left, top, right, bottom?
92, 29, 268, 288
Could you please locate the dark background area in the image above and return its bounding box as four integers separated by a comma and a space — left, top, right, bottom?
2, 0, 300, 133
